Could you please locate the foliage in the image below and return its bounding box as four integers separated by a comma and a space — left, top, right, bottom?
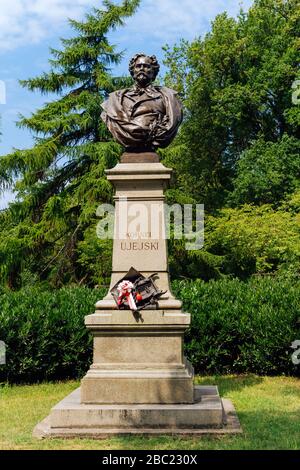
168, 195, 300, 280
205, 202, 300, 277
0, 279, 299, 383
230, 135, 300, 206
0, 0, 140, 288
163, 0, 300, 210
162, 0, 300, 280
0, 0, 299, 286
173, 276, 300, 375
0, 285, 105, 383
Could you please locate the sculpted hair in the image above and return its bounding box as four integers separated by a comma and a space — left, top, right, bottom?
129, 54, 160, 80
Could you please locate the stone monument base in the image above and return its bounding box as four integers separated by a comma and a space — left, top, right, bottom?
33, 385, 242, 439
32, 159, 242, 439
120, 151, 160, 163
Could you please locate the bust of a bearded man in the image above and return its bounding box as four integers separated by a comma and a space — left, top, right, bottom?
101, 53, 183, 160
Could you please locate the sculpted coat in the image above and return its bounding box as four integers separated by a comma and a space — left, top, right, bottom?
101, 85, 183, 150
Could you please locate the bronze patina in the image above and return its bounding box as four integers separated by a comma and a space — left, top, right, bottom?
101, 54, 183, 157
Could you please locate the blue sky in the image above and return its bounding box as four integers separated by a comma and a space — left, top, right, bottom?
0, 0, 253, 208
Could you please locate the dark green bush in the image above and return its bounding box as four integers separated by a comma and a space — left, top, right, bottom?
0, 286, 105, 383
173, 277, 300, 376
0, 278, 299, 383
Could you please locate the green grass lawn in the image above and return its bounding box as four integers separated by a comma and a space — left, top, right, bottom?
0, 375, 299, 450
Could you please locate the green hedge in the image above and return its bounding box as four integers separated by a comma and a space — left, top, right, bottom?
173, 277, 300, 376
0, 286, 105, 383
0, 278, 299, 383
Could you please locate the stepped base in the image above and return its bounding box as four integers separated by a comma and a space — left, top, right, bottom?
33, 386, 242, 439
82, 309, 194, 404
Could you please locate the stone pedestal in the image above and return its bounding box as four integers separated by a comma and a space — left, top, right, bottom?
33, 386, 243, 438
33, 157, 241, 438
81, 161, 193, 406
81, 310, 194, 405
97, 161, 181, 307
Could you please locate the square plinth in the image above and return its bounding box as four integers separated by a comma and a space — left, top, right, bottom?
81, 309, 194, 404
81, 369, 194, 404
33, 386, 242, 438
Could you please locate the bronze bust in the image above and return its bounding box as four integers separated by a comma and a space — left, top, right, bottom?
101, 54, 183, 158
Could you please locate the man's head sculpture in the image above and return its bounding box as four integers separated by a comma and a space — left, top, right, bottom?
128, 54, 160, 87
101, 53, 183, 155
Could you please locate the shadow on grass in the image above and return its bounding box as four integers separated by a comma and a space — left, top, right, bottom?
235, 409, 300, 449
279, 384, 300, 397
105, 408, 300, 450
195, 374, 263, 395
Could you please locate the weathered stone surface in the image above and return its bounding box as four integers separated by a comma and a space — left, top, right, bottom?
81, 376, 194, 405
33, 160, 242, 439
121, 152, 160, 163
92, 333, 182, 364
95, 162, 181, 311
33, 385, 243, 439
107, 163, 171, 282
81, 307, 194, 404
85, 309, 190, 328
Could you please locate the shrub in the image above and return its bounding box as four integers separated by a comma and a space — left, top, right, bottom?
0, 278, 299, 383
168, 200, 300, 281
173, 277, 300, 375
0, 286, 105, 383
205, 204, 300, 277
229, 135, 300, 206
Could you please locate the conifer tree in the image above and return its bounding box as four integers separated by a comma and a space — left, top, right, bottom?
0, 0, 140, 288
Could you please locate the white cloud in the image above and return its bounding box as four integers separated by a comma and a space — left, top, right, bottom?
0, 0, 254, 52
0, 0, 95, 51
116, 0, 254, 45
0, 79, 6, 104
